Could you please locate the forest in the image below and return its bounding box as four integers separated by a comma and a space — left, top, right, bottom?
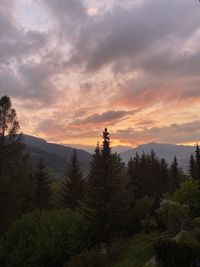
1, 95, 200, 267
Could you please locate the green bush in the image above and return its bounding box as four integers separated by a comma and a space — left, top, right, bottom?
154, 239, 200, 267
156, 199, 189, 229
65, 240, 122, 267
0, 209, 89, 267
172, 180, 200, 216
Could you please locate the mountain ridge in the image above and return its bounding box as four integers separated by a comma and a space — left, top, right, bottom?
21, 134, 195, 175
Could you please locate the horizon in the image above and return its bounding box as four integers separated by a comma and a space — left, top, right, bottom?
1, 0, 200, 147
22, 132, 199, 154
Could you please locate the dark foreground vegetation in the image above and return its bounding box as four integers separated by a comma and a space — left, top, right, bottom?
1, 95, 200, 267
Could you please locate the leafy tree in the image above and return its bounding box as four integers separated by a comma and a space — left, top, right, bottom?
0, 96, 33, 231
156, 199, 189, 230
0, 95, 20, 145
0, 210, 90, 267
62, 149, 85, 210
135, 196, 154, 231
34, 159, 51, 210
172, 180, 200, 216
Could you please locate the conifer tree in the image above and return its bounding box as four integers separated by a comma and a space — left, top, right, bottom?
169, 156, 179, 193
195, 144, 200, 180
84, 128, 132, 244
189, 154, 195, 180
34, 159, 51, 210
62, 149, 84, 210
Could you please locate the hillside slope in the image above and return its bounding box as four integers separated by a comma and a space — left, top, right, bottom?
21, 135, 91, 176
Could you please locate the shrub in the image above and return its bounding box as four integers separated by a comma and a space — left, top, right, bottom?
0, 209, 89, 267
156, 199, 189, 229
154, 239, 200, 267
65, 240, 122, 267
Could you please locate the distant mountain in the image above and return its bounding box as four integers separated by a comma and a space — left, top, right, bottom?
120, 142, 196, 173
21, 135, 91, 177
21, 135, 196, 176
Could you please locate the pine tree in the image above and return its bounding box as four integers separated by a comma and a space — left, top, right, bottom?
128, 151, 170, 198
169, 156, 179, 193
84, 128, 132, 244
34, 159, 51, 210
189, 154, 195, 180
127, 152, 141, 198
195, 144, 200, 180
159, 158, 169, 194
62, 149, 84, 210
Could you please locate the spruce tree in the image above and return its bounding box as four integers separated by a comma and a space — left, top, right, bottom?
169, 156, 179, 193
34, 159, 51, 210
195, 144, 200, 180
189, 154, 195, 180
84, 128, 132, 244
62, 149, 84, 210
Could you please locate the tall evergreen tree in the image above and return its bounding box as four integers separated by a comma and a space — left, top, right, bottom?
34, 159, 51, 210
169, 156, 179, 193
84, 128, 132, 244
195, 144, 200, 180
128, 151, 170, 198
62, 149, 84, 209
189, 154, 195, 180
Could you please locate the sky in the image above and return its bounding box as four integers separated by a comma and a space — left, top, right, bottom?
1, 0, 200, 149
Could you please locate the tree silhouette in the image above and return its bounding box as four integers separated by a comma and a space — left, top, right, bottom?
34, 159, 51, 210
0, 95, 20, 145
62, 149, 85, 209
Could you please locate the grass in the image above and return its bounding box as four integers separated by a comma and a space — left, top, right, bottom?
110, 232, 174, 267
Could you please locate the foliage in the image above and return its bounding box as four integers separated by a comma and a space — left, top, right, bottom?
33, 158, 51, 209
65, 240, 122, 267
127, 151, 170, 198
84, 129, 135, 244
62, 149, 85, 209
51, 180, 63, 208
169, 156, 180, 193
156, 199, 189, 229
154, 238, 200, 267
135, 196, 155, 231
0, 141, 33, 232
0, 209, 90, 267
0, 95, 20, 145
110, 234, 157, 267
172, 180, 200, 216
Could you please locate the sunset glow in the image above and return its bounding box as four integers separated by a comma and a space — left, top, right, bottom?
1, 0, 200, 148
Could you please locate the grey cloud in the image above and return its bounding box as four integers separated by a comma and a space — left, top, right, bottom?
71, 110, 138, 126
113, 120, 200, 145
70, 0, 199, 72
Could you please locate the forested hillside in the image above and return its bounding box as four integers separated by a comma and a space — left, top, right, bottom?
1, 96, 200, 267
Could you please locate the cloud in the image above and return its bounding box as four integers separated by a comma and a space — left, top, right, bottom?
1, 0, 200, 147
113, 120, 200, 146
71, 109, 139, 126
69, 0, 199, 72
